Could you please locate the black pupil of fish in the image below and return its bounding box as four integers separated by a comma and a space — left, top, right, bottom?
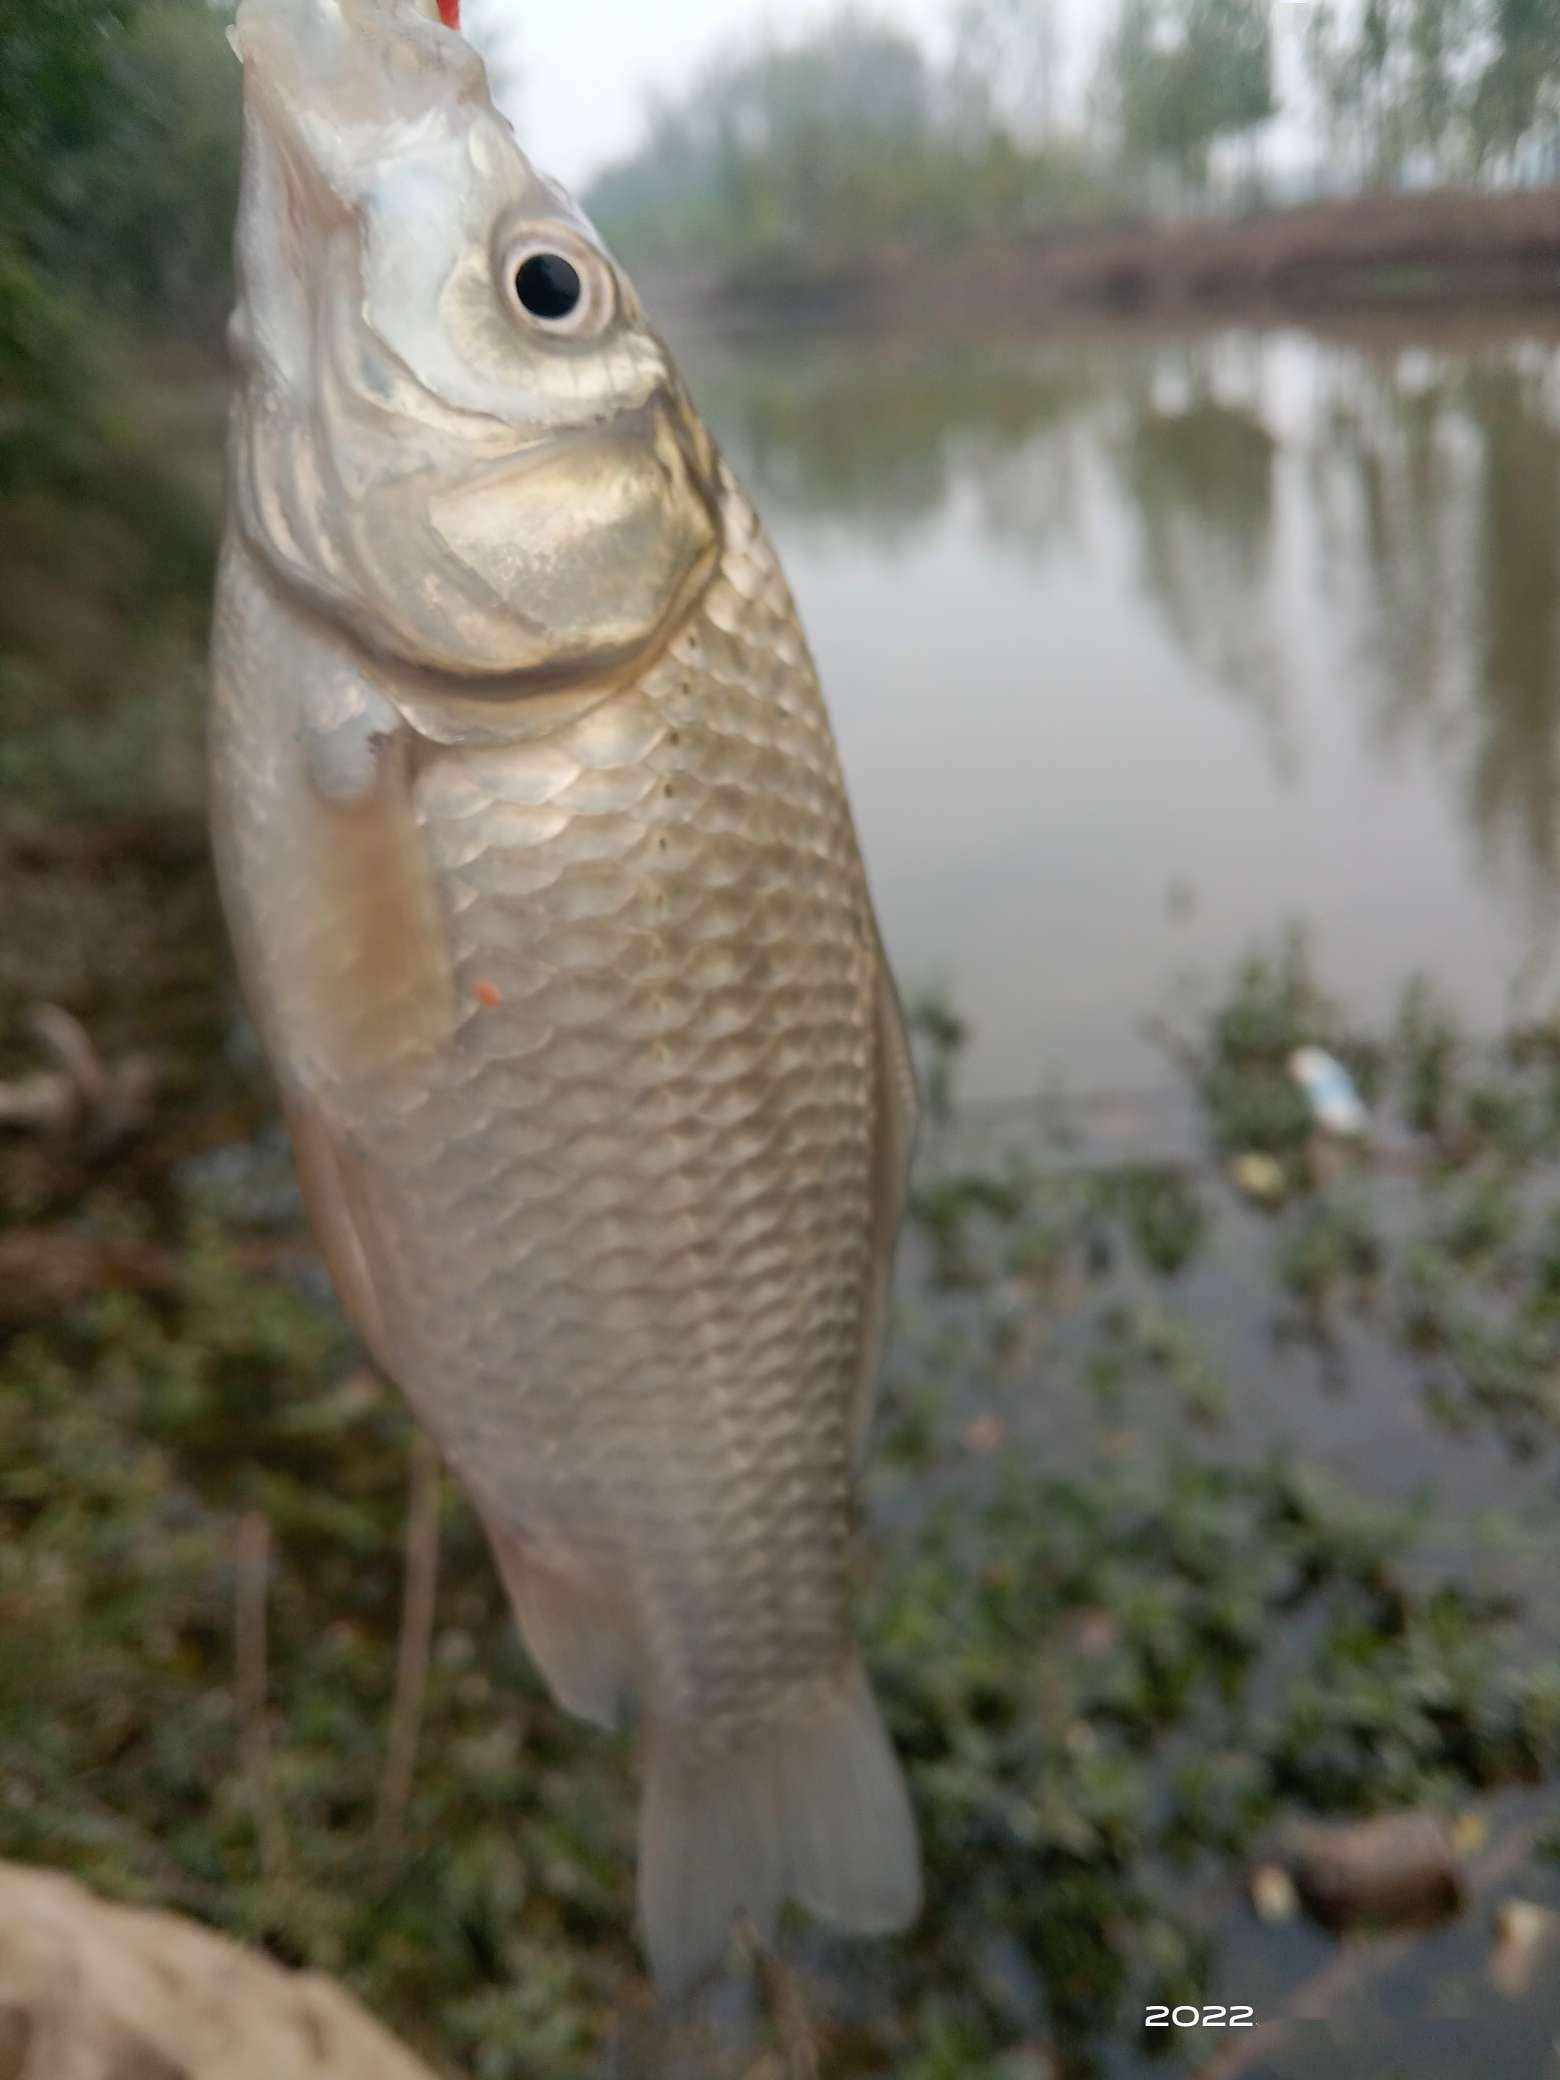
515, 253, 582, 321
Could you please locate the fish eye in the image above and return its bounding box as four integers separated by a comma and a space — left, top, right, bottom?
516, 253, 580, 319
500, 233, 613, 340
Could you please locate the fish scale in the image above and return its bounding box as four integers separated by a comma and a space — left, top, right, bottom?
342, 474, 874, 1742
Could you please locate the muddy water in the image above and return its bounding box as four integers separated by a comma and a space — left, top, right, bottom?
673, 319, 1560, 1107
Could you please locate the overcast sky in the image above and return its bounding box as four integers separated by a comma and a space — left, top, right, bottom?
460, 0, 1327, 207
462, 0, 1098, 193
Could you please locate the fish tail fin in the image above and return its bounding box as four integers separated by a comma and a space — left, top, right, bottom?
638, 1655, 920, 1997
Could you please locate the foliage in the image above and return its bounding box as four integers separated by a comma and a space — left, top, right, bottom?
1473, 0, 1560, 169
0, 0, 236, 501
1303, 0, 1560, 186
587, 7, 1118, 281
947, 0, 1062, 148
0, 0, 138, 242
590, 0, 1560, 268
1183, 927, 1338, 1170
37, 0, 241, 334
0, 0, 126, 422
908, 986, 970, 1125
591, 13, 933, 273
1098, 0, 1274, 195
1407, 0, 1477, 170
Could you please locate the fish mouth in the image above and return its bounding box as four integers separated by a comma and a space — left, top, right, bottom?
232, 0, 492, 188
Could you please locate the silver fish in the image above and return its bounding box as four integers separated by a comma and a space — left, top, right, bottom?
210, 0, 920, 1992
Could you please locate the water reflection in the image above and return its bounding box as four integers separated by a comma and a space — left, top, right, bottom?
1309, 345, 1560, 923
1308, 349, 1471, 770
673, 319, 1560, 1096
1112, 381, 1295, 782
681, 341, 1097, 553
1467, 363, 1560, 910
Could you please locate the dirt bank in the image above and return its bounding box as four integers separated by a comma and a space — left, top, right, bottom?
675, 184, 1560, 336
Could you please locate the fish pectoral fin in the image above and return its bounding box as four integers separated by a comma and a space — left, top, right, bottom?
292, 716, 455, 1082
852, 927, 921, 1460
484, 1528, 639, 1731
281, 1090, 395, 1374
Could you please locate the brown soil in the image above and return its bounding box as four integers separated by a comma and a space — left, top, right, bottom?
689, 184, 1560, 334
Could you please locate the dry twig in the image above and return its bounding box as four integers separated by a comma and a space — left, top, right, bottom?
758, 1951, 821, 2080
0, 1003, 156, 1151
375, 1429, 442, 1858
235, 1509, 286, 1882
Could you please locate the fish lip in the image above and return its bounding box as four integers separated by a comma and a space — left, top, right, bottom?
232, 0, 490, 193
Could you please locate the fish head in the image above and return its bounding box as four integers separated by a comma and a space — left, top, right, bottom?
227, 0, 721, 693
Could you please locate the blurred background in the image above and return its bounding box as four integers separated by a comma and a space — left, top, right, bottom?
6, 0, 1560, 2074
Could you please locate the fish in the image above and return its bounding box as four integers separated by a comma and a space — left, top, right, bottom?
209, 0, 921, 1994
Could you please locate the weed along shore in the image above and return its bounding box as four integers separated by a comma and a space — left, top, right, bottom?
7, 742, 1560, 2069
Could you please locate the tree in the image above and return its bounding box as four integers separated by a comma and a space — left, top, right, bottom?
1099, 0, 1163, 171
1191, 0, 1275, 144
1101, 0, 1274, 199
0, 0, 138, 245
948, 0, 1062, 147
0, 0, 239, 496
589, 5, 1107, 275
1408, 0, 1474, 178
1352, 0, 1415, 186
0, 0, 138, 459
1300, 0, 1473, 191
1302, 1, 1360, 188
1473, 0, 1560, 175
48, 0, 241, 332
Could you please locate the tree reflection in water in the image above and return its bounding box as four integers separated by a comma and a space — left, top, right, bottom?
1309, 336, 1560, 933
689, 320, 1560, 956
1111, 358, 1296, 784
678, 337, 1098, 555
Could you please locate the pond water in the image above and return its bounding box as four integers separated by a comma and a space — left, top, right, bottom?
670, 317, 1560, 1105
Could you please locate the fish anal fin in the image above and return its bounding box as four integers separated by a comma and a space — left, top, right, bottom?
484, 1527, 639, 1731
293, 720, 454, 1083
